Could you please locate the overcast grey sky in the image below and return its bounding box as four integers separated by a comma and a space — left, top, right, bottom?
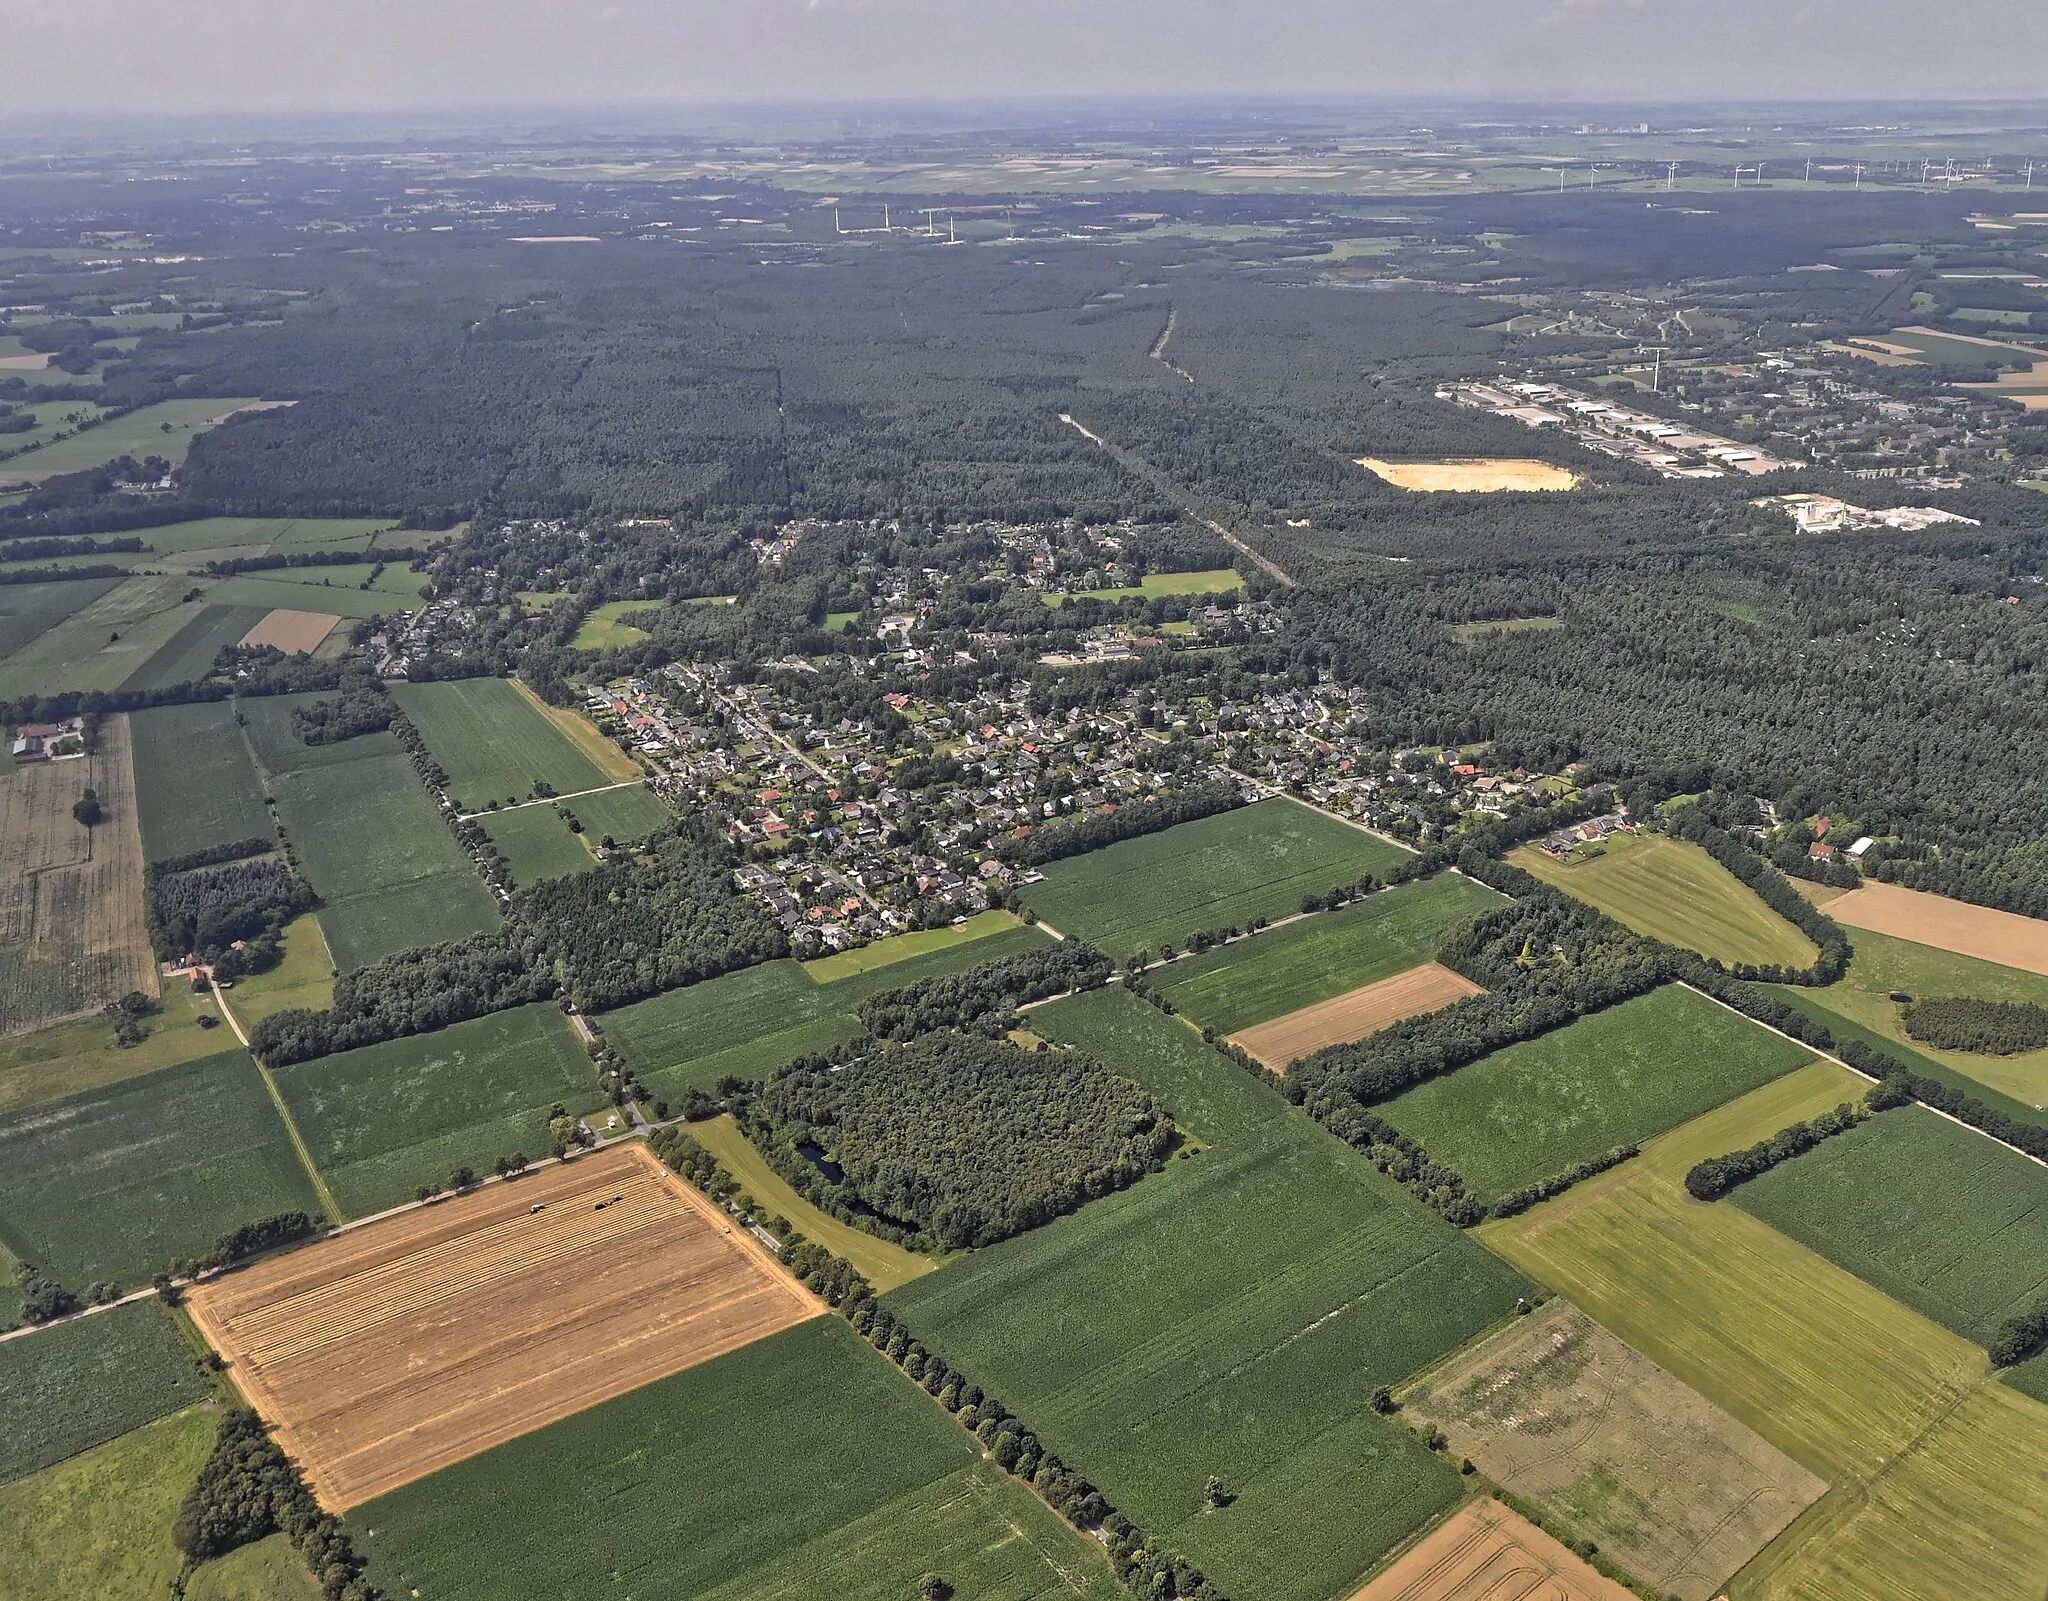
10, 0, 2048, 116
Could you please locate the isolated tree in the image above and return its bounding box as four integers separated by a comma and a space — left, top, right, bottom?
72, 788, 101, 827
1204, 1475, 1233, 1510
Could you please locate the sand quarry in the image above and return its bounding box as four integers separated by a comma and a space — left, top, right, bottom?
1357, 458, 1579, 493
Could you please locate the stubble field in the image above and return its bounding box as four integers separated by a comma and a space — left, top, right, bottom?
1232, 962, 1483, 1069
188, 1143, 819, 1510
0, 715, 155, 1036
1820, 880, 2048, 977
1347, 1499, 1634, 1601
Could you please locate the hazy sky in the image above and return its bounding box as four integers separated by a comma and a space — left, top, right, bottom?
10, 0, 2048, 116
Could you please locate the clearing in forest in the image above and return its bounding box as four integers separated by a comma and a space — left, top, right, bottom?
1355, 457, 1579, 492
1232, 962, 1481, 1069
237, 608, 339, 654
186, 1143, 817, 1511
1819, 880, 2048, 977
1510, 832, 1817, 970
1401, 1301, 1824, 1600
0, 714, 155, 1037
1345, 1499, 1634, 1601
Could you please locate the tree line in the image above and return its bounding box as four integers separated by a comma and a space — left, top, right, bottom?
998, 781, 1244, 868
855, 944, 1113, 1039
1902, 997, 2048, 1056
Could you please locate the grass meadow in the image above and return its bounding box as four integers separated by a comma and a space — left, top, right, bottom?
122, 604, 267, 692
0, 1408, 217, 1601
273, 1003, 596, 1216
1775, 925, 2048, 1110
1480, 1059, 2048, 1601
1156, 872, 1504, 1034
800, 908, 1025, 983
207, 562, 427, 620
1511, 832, 1817, 970
0, 397, 261, 484
1, 1300, 204, 1483
136, 516, 394, 562
1023, 797, 1411, 957
0, 574, 212, 700
355, 1318, 1116, 1601
559, 781, 669, 841
1734, 1105, 2048, 1348
1045, 568, 1244, 603
478, 804, 596, 887
222, 914, 335, 1029
184, 1534, 323, 1601
130, 700, 270, 862
0, 980, 226, 1117
0, 576, 123, 663
1381, 984, 1815, 1202
0, 1050, 319, 1288
890, 993, 1528, 1601
571, 599, 656, 649
391, 678, 611, 809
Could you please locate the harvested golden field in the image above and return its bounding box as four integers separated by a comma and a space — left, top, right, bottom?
1403, 1301, 1825, 1601
0, 716, 154, 1037
1231, 962, 1481, 1069
1348, 1499, 1635, 1601
238, 608, 340, 653
1356, 457, 1579, 493
186, 1143, 819, 1509
1822, 881, 2048, 977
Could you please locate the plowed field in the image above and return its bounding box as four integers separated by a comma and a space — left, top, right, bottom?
238, 608, 339, 653
1347, 1500, 1634, 1601
1820, 881, 2048, 977
1231, 962, 1481, 1069
187, 1143, 818, 1509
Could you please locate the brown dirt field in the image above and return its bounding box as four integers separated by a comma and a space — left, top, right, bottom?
186, 1143, 820, 1510
1356, 458, 1579, 493
1348, 1499, 1636, 1601
238, 608, 341, 654
1823, 881, 2048, 977
1231, 962, 1482, 1069
0, 714, 155, 1037
1402, 1301, 1825, 1601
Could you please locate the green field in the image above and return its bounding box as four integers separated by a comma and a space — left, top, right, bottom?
241, 699, 498, 971
1031, 984, 1285, 1143
0, 574, 213, 699
184, 1535, 323, 1601
356, 1317, 1118, 1601
688, 1113, 935, 1292
604, 923, 1056, 1103
134, 515, 394, 564
559, 780, 668, 841
571, 598, 656, 649
0, 576, 122, 662
800, 908, 1025, 983
1481, 1060, 2048, 1601
1734, 1105, 2048, 1348
1776, 925, 2048, 1109
1512, 832, 1818, 969
602, 960, 868, 1103
478, 803, 596, 886
222, 914, 334, 1029
0, 980, 227, 1116
207, 562, 427, 620
0, 398, 263, 485
129, 699, 270, 862
0, 1050, 319, 1288
274, 1003, 596, 1216
1023, 797, 1411, 957
1156, 873, 1505, 1033
891, 990, 1528, 1601
1381, 985, 1816, 1202
121, 603, 266, 691
391, 678, 611, 810
1045, 568, 1244, 603
1, 1300, 204, 1482
0, 1407, 217, 1601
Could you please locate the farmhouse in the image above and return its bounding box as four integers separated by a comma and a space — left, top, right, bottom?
11, 717, 86, 763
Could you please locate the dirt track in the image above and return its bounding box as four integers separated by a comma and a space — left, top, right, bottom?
1231, 962, 1481, 1069
186, 1143, 819, 1509
1824, 882, 2048, 977
238, 608, 340, 653
1348, 1500, 1635, 1601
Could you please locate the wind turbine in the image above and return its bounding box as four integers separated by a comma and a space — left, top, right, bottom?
1854, 164, 1865, 190
2028, 159, 2036, 191
1666, 161, 1678, 190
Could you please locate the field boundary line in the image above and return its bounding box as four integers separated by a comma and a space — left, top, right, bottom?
214, 974, 347, 1222
1677, 980, 2048, 1174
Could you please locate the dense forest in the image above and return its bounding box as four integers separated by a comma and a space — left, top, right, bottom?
750, 1031, 1177, 1251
